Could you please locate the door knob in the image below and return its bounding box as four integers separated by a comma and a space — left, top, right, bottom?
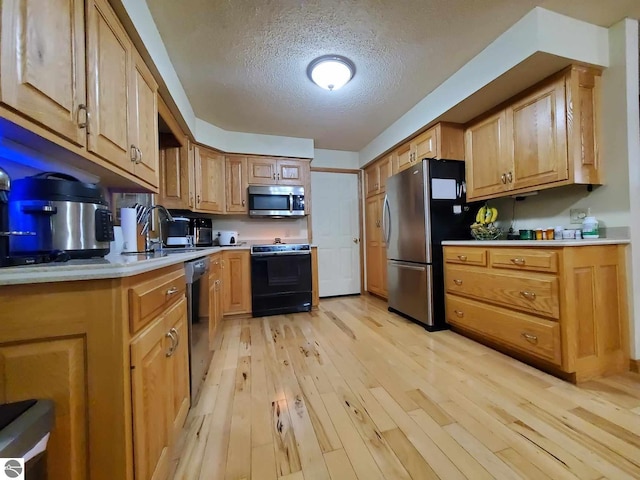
353, 238, 360, 244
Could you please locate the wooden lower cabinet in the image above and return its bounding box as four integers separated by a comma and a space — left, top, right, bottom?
222, 250, 252, 315
0, 263, 190, 480
209, 253, 223, 347
0, 337, 87, 480
365, 194, 387, 298
444, 244, 629, 382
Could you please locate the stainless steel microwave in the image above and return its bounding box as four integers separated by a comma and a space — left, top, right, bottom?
248, 185, 305, 217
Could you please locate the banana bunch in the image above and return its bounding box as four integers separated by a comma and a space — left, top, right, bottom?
471, 204, 498, 227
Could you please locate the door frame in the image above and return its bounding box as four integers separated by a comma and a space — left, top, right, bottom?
309, 167, 364, 295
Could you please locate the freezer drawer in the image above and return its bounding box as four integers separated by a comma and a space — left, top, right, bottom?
387, 260, 433, 327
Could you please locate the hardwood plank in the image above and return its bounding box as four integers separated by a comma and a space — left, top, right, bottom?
251, 443, 277, 480
171, 295, 640, 480
323, 449, 358, 480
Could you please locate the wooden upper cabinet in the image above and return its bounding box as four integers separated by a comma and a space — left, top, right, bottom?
129, 51, 159, 187
159, 139, 193, 210
194, 145, 225, 213
0, 0, 87, 147
395, 142, 413, 172
225, 156, 248, 213
465, 109, 512, 199
465, 66, 601, 201
247, 157, 277, 184
365, 154, 394, 198
276, 159, 306, 185
509, 76, 567, 190
86, 0, 133, 172
414, 123, 465, 160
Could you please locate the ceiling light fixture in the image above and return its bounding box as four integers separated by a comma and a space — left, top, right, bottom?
307, 55, 355, 91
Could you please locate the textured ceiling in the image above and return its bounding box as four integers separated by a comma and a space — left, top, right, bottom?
146, 0, 640, 151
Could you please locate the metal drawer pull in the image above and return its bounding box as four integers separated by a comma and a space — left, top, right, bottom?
501, 173, 507, 184
521, 332, 538, 344
457, 255, 467, 261
454, 310, 464, 318
170, 327, 179, 350
165, 330, 177, 357
453, 279, 463, 286
166, 286, 179, 296
520, 290, 536, 300
511, 258, 526, 265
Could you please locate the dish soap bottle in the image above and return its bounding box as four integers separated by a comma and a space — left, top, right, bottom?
582, 209, 599, 239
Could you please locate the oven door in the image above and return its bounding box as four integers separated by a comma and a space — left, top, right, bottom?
251, 253, 312, 316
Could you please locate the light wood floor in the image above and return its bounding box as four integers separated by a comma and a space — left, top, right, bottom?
170, 295, 640, 480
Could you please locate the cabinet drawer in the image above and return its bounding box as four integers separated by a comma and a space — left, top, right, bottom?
129, 268, 186, 334
445, 265, 559, 319
490, 249, 558, 273
444, 247, 487, 266
446, 295, 561, 365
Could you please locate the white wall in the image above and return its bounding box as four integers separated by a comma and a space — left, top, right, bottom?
211, 216, 308, 243
118, 0, 315, 159
311, 149, 360, 169
358, 8, 610, 166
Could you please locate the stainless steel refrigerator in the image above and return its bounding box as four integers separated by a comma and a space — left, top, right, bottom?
383, 158, 476, 330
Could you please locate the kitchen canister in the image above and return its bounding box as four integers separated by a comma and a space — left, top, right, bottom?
582, 215, 599, 238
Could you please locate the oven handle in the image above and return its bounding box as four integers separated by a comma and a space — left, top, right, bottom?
290, 193, 293, 213
251, 251, 311, 257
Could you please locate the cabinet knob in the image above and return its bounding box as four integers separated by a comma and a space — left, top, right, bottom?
457, 255, 467, 261
130, 145, 137, 163
519, 290, 536, 300
454, 310, 464, 318
510, 258, 526, 265
507, 171, 513, 183
521, 332, 538, 344
242, 199, 246, 206
501, 173, 507, 184
137, 147, 143, 165
453, 279, 463, 286
273, 173, 276, 180
197, 195, 201, 204
170, 327, 180, 350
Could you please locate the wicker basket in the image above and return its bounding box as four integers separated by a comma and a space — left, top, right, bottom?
470, 226, 503, 240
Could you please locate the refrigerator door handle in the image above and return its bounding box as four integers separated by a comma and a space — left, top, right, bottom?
382, 194, 391, 245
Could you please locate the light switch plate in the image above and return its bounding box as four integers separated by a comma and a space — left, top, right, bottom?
570, 208, 588, 224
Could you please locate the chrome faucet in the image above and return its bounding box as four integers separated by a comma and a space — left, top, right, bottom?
142, 205, 174, 253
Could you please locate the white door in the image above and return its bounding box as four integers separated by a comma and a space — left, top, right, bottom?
311, 171, 361, 297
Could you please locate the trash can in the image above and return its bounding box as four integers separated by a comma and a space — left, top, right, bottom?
0, 399, 55, 480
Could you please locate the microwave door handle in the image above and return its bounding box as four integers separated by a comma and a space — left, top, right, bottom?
290, 193, 293, 213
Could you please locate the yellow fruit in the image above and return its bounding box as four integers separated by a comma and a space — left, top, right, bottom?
489, 207, 498, 223
476, 206, 487, 224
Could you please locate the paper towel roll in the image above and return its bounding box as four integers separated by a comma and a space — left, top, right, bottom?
121, 208, 138, 253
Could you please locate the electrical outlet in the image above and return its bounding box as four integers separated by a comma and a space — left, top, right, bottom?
570, 208, 588, 224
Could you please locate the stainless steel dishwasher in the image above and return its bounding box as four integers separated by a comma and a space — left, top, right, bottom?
185, 256, 210, 401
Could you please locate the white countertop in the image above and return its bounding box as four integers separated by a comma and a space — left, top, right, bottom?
0, 242, 318, 286
0, 246, 239, 286
442, 238, 630, 247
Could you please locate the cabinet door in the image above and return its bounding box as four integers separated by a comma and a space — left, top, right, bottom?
395, 143, 413, 173
86, 0, 133, 171
130, 315, 171, 480
226, 156, 248, 213
414, 128, 437, 160
277, 159, 306, 185
378, 154, 394, 194
365, 196, 383, 295
130, 51, 159, 187
159, 140, 193, 210
465, 110, 511, 199
0, 338, 87, 480
222, 250, 251, 314
509, 77, 568, 190
247, 157, 277, 184
365, 164, 380, 197
0, 0, 87, 147
166, 298, 189, 441
195, 146, 225, 213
